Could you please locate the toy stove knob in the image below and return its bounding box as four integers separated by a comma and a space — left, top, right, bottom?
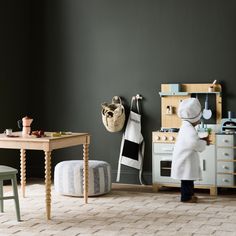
162, 136, 167, 141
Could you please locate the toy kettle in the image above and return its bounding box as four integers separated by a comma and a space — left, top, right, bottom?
18, 116, 33, 137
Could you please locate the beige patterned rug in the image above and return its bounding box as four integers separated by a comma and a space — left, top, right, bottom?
1, 182, 236, 236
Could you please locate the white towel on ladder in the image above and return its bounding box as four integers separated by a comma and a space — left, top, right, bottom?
116, 96, 145, 185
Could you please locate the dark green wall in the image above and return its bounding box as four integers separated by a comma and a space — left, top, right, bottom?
1, 0, 236, 184
0, 1, 31, 170
38, 0, 236, 184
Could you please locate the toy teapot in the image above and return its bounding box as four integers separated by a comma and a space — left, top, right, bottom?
17, 116, 33, 137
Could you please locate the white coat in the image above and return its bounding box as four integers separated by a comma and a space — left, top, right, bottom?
171, 120, 206, 180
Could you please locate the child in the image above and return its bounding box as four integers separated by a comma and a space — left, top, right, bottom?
171, 98, 209, 203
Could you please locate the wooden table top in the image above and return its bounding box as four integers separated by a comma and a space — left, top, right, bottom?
0, 132, 90, 151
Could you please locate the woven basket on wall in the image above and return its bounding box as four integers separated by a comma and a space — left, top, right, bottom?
101, 96, 126, 132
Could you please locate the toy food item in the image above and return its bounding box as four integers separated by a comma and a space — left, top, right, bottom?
31, 130, 45, 138
51, 132, 61, 137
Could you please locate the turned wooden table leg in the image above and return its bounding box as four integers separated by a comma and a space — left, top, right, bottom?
44, 151, 52, 220
20, 149, 26, 198
83, 143, 89, 204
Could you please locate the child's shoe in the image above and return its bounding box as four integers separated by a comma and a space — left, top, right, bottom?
181, 196, 198, 203
192, 196, 198, 201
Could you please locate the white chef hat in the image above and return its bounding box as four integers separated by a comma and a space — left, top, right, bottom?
178, 98, 202, 123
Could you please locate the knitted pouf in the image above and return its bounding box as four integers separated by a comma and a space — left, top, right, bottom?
54, 160, 111, 197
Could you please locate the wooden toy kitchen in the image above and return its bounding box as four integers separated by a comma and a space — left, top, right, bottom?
152, 83, 236, 195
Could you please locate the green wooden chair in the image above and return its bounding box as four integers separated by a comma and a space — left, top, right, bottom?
0, 165, 20, 221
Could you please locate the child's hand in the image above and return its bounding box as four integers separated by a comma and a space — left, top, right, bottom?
201, 137, 210, 145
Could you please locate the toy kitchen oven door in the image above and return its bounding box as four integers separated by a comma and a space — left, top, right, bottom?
152, 130, 179, 186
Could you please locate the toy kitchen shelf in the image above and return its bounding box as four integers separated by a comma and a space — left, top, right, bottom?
159, 91, 221, 96
152, 83, 222, 196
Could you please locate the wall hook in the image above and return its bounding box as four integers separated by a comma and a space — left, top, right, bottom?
136, 94, 143, 100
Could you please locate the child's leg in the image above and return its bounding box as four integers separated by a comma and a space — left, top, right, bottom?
190, 180, 194, 196
181, 180, 194, 202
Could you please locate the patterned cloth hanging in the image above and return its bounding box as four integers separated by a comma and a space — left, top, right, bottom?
116, 95, 145, 185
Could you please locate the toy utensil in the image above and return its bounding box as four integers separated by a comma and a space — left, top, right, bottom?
202, 94, 212, 120
211, 79, 217, 86
208, 80, 217, 92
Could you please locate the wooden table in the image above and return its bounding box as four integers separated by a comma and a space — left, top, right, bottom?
0, 132, 90, 220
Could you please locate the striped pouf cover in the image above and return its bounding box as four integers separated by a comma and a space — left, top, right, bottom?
54, 160, 111, 197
